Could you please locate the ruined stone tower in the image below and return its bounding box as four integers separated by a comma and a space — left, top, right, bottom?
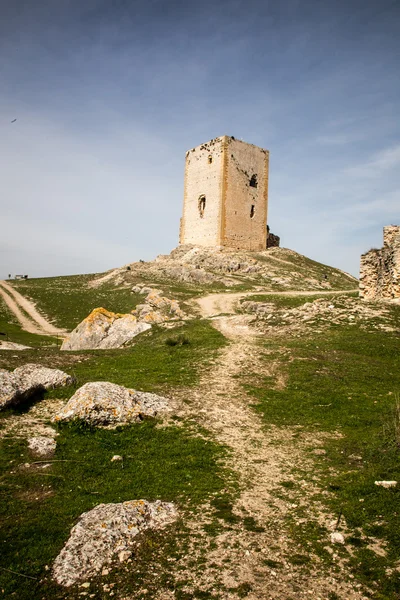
359, 226, 400, 301
179, 136, 269, 251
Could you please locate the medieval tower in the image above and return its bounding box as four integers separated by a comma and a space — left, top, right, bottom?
179, 136, 269, 251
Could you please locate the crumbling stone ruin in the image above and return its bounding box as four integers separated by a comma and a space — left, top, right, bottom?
359, 225, 400, 301
267, 225, 280, 248
180, 136, 275, 251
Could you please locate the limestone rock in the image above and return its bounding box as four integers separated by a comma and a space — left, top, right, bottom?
53, 381, 170, 426
133, 290, 186, 324
0, 341, 31, 350
0, 364, 73, 410
28, 436, 57, 456
14, 363, 74, 390
52, 500, 177, 586
375, 480, 397, 489
61, 308, 151, 351
330, 532, 345, 544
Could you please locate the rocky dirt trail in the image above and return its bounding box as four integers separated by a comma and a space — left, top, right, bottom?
162, 291, 367, 599
194, 288, 359, 318
0, 281, 67, 337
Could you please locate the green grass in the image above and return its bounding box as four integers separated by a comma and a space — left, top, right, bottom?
11, 274, 142, 331
246, 306, 400, 598
0, 421, 231, 599
0, 320, 227, 405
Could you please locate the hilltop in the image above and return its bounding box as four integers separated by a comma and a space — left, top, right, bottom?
1, 246, 399, 600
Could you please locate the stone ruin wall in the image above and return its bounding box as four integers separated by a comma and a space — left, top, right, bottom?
222, 138, 269, 251
359, 225, 400, 301
180, 138, 224, 247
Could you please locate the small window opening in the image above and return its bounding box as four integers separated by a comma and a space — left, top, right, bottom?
198, 195, 206, 218
208, 155, 212, 164
250, 205, 255, 219
250, 174, 258, 188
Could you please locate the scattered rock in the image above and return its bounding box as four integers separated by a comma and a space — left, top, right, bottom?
0, 341, 31, 350
28, 436, 57, 456
52, 500, 177, 586
111, 455, 123, 462
375, 481, 397, 489
61, 308, 151, 351
330, 532, 345, 544
14, 364, 74, 390
132, 290, 186, 324
0, 364, 74, 410
53, 382, 170, 426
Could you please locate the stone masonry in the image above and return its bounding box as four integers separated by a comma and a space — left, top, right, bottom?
179, 136, 269, 251
359, 226, 400, 301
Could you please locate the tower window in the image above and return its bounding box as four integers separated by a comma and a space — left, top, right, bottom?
208, 155, 213, 164
198, 195, 206, 217
250, 174, 258, 188
250, 205, 255, 219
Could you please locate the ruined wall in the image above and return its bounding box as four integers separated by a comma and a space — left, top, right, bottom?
359, 226, 400, 301
180, 137, 224, 247
222, 138, 269, 251
180, 136, 269, 251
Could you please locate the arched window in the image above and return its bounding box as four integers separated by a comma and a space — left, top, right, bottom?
198, 195, 206, 217
250, 174, 258, 188
250, 205, 255, 219
208, 155, 213, 164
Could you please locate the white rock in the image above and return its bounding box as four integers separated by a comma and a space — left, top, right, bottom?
375, 481, 397, 488
52, 500, 177, 586
111, 455, 123, 462
330, 532, 345, 544
28, 436, 57, 456
53, 381, 170, 426
0, 341, 31, 350
0, 364, 74, 410
61, 308, 151, 351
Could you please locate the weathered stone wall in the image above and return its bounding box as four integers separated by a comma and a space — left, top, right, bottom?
359, 226, 400, 301
222, 138, 269, 251
180, 137, 224, 247
180, 136, 269, 251
267, 231, 280, 248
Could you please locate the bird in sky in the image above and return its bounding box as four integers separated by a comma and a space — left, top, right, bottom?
11, 119, 17, 123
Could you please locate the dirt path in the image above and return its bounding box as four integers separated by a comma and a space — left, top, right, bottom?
195, 288, 359, 318
0, 281, 67, 337
165, 294, 366, 599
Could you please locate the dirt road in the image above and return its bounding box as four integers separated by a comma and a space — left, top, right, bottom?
167, 293, 365, 599
0, 281, 67, 337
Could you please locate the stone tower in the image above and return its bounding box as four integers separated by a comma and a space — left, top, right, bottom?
179, 136, 269, 251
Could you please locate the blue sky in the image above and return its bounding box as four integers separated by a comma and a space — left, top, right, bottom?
0, 0, 399, 278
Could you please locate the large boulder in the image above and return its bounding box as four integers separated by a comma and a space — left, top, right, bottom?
0, 364, 74, 410
53, 381, 170, 426
52, 500, 177, 586
61, 308, 151, 351
133, 290, 186, 324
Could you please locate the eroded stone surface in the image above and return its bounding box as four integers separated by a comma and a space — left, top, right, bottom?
53, 381, 170, 426
132, 289, 186, 324
52, 500, 177, 586
360, 226, 400, 301
61, 308, 151, 350
28, 436, 57, 456
0, 364, 74, 410
0, 341, 31, 350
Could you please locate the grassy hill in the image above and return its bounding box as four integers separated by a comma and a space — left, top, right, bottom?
2, 247, 400, 599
